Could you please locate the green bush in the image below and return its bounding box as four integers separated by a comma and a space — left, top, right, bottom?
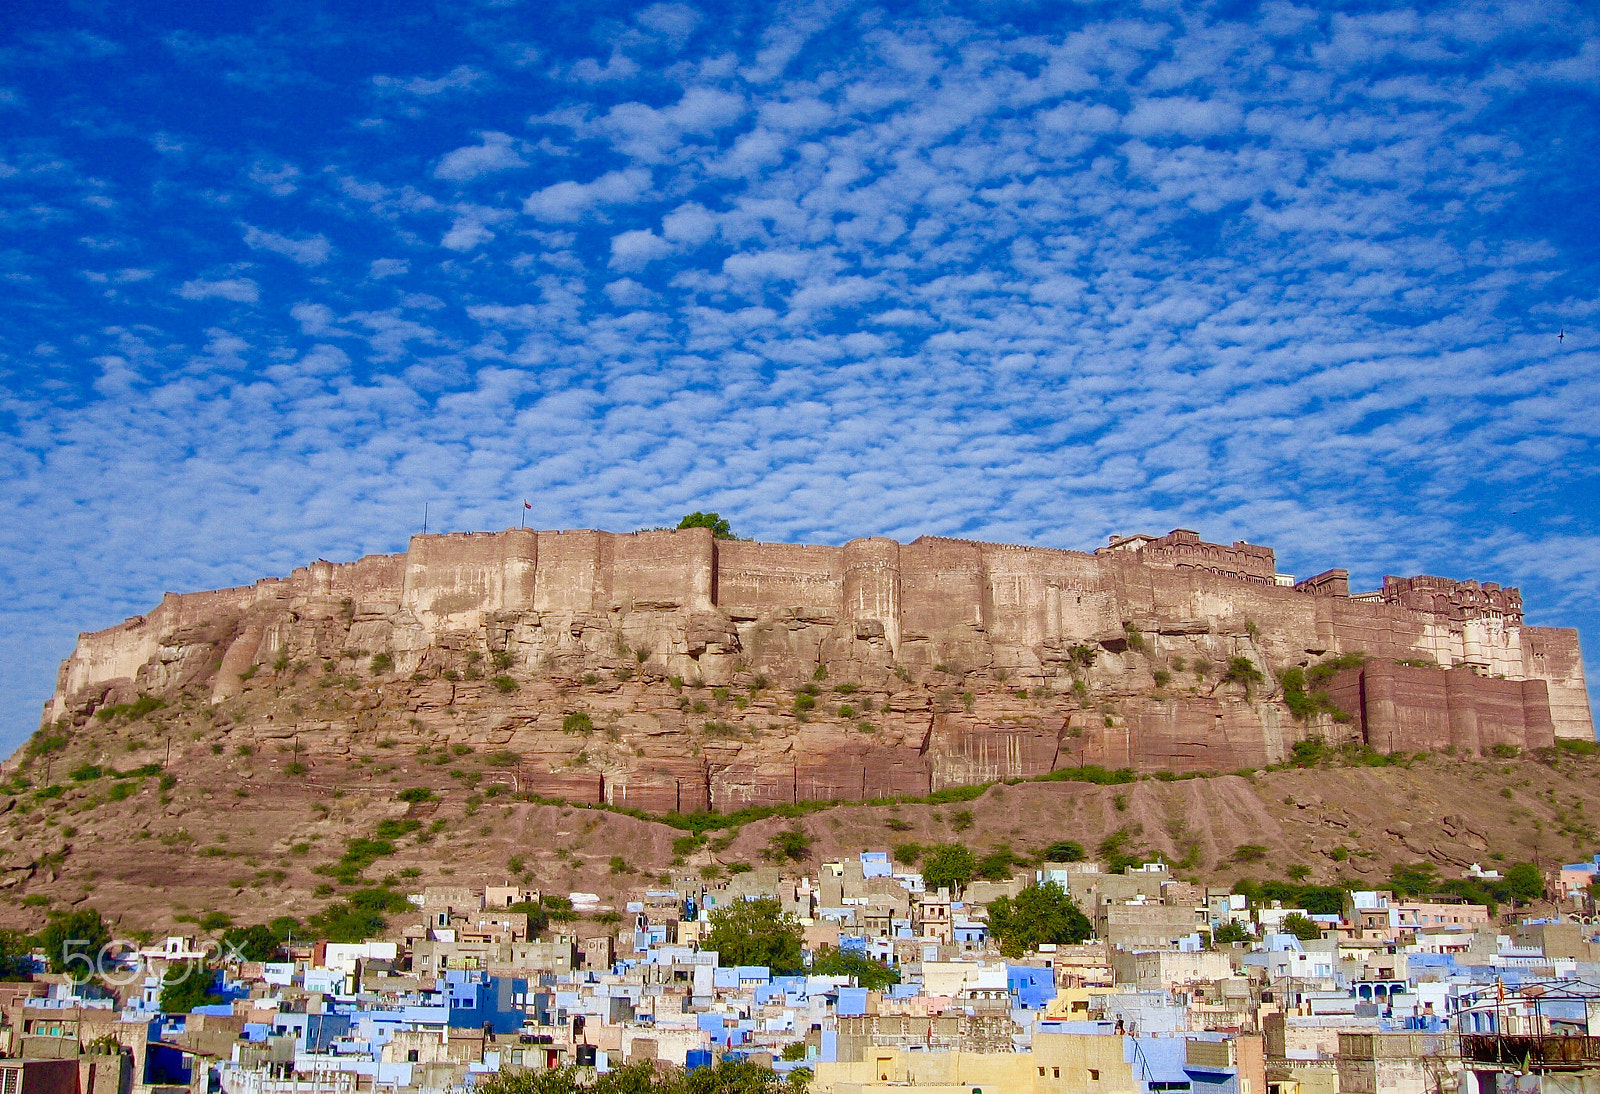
93, 695, 166, 723
396, 787, 435, 803
765, 828, 813, 863
26, 731, 69, 758
1280, 664, 1354, 722
370, 652, 394, 675
1222, 656, 1265, 697
676, 511, 735, 539
563, 712, 594, 734
1042, 840, 1085, 863
490, 675, 518, 694
1304, 652, 1365, 685
976, 845, 1024, 880
374, 818, 421, 840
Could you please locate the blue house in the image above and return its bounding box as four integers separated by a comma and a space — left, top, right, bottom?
1008, 965, 1057, 1010
444, 970, 528, 1034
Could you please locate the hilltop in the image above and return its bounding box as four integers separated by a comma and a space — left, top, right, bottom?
8, 522, 1594, 935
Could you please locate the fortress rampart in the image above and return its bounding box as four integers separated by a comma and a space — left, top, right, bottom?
40, 527, 1594, 799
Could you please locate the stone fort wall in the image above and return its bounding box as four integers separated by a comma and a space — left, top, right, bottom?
46, 526, 1595, 758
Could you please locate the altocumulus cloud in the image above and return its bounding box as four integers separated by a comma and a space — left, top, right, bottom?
0, 0, 1598, 752
174, 277, 259, 302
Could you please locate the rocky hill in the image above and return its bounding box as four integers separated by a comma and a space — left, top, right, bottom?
3, 698, 1599, 936
5, 524, 1594, 934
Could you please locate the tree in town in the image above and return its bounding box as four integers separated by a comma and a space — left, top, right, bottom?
810, 946, 900, 991
474, 1059, 792, 1094
921, 843, 975, 894
1280, 913, 1323, 941
975, 844, 1025, 880
702, 897, 803, 973
159, 964, 223, 1014
985, 882, 1093, 958
38, 907, 111, 981
1212, 921, 1252, 945
220, 924, 285, 963
0, 929, 32, 980
1505, 862, 1545, 905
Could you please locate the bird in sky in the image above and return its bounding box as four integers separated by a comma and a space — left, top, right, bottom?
1558, 328, 1566, 343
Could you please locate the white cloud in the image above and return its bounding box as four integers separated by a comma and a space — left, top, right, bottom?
369, 258, 409, 279
524, 168, 651, 221
661, 202, 717, 246
441, 205, 515, 252
609, 229, 673, 270
722, 250, 809, 281
242, 224, 332, 265
595, 87, 747, 161
247, 158, 300, 196
434, 132, 527, 181
175, 277, 259, 303
372, 64, 486, 97
290, 302, 340, 335
1123, 96, 1245, 138
635, 3, 701, 50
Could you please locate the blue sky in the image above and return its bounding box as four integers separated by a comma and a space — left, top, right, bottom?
2, 0, 1598, 753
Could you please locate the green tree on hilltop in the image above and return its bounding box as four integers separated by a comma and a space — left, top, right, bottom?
677, 512, 735, 539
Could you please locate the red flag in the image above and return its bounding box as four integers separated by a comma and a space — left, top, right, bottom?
524, 501, 532, 509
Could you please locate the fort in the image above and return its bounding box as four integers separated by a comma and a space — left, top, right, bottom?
39, 526, 1594, 813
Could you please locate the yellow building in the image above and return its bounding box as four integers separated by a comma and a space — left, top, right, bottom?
812, 1029, 1139, 1094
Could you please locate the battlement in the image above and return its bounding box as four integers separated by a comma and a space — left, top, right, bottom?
1380, 575, 1523, 625
1096, 529, 1278, 584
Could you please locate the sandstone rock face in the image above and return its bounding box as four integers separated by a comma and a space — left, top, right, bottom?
32, 526, 1593, 808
